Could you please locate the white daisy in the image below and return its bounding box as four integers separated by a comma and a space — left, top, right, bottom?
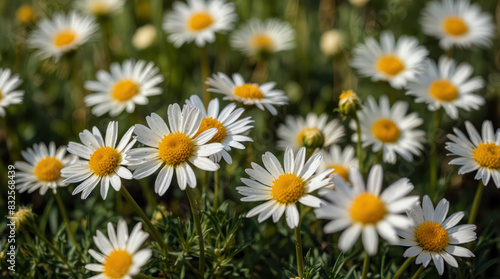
446, 120, 500, 187
14, 142, 76, 195
61, 121, 136, 200
315, 164, 419, 255
206, 72, 288, 115
163, 0, 237, 47
277, 113, 345, 152
399, 195, 476, 275
406, 57, 484, 119
127, 104, 224, 195
86, 220, 152, 279
318, 145, 359, 183
237, 147, 332, 229
230, 18, 295, 57
351, 31, 428, 89
0, 68, 24, 117
75, 0, 125, 17
28, 11, 98, 60
420, 0, 494, 50
84, 59, 164, 117
185, 95, 253, 164
350, 95, 425, 164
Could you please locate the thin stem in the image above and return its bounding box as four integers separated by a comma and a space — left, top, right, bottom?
213, 170, 220, 211
200, 46, 210, 107
354, 114, 364, 172
374, 150, 383, 165
392, 257, 415, 279
361, 252, 370, 279
33, 227, 78, 278
467, 181, 484, 251
428, 109, 442, 200
186, 187, 205, 277
410, 265, 425, 279
54, 191, 84, 260
294, 226, 305, 279
250, 60, 268, 84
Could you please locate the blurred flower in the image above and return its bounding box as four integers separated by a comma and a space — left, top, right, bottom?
349, 0, 370, 8
163, 0, 237, 47
76, 0, 125, 17
127, 104, 224, 195
337, 89, 361, 117
0, 68, 24, 117
320, 29, 344, 57
13, 207, 36, 233
406, 57, 484, 120
399, 196, 476, 275
315, 165, 418, 255
206, 72, 288, 115
230, 18, 295, 57
28, 11, 98, 61
62, 122, 136, 199
420, 0, 494, 50
152, 204, 170, 224
350, 95, 425, 164
446, 120, 500, 187
351, 31, 428, 89
186, 95, 253, 164
16, 4, 36, 25
15, 142, 76, 195
318, 145, 358, 183
132, 24, 157, 50
237, 147, 332, 229
86, 220, 152, 278
277, 113, 344, 152
84, 59, 164, 117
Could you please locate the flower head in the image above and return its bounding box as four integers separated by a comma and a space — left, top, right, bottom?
0, 68, 24, 117
76, 0, 125, 17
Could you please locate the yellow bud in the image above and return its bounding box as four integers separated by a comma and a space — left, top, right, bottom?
320, 29, 344, 57
16, 5, 36, 25
12, 207, 36, 233
132, 24, 157, 50
338, 89, 361, 117
298, 128, 325, 150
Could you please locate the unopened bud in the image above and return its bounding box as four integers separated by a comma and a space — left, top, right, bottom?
16, 5, 36, 25
12, 207, 36, 233
132, 24, 157, 50
338, 90, 361, 117
298, 128, 325, 150
320, 29, 344, 57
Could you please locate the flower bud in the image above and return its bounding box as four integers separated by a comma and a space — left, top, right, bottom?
320, 29, 344, 57
13, 207, 36, 233
16, 5, 36, 25
338, 90, 361, 117
297, 128, 325, 150
132, 24, 157, 50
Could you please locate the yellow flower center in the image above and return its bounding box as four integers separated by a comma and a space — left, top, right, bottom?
34, 156, 64, 182
252, 34, 274, 52
372, 118, 400, 143
473, 142, 500, 170
112, 80, 140, 102
377, 55, 405, 76
429, 79, 458, 102
158, 132, 194, 166
443, 16, 468, 36
297, 127, 325, 149
90, 2, 110, 15
350, 192, 387, 224
271, 173, 305, 204
415, 221, 449, 252
53, 30, 77, 47
88, 146, 121, 176
327, 164, 349, 182
188, 12, 214, 31
194, 117, 226, 143
233, 84, 264, 100
103, 249, 133, 278
16, 5, 35, 24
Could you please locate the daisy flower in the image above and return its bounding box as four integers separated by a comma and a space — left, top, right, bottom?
163, 0, 237, 47
185, 95, 253, 164
350, 95, 425, 164
399, 196, 476, 275
315, 164, 419, 255
0, 68, 24, 117
84, 59, 164, 117
406, 57, 484, 119
420, 0, 494, 50
206, 72, 288, 115
350, 31, 428, 89
61, 121, 136, 200
127, 104, 224, 195
318, 145, 358, 183
277, 113, 345, 152
28, 11, 98, 61
76, 0, 125, 17
446, 120, 500, 187
230, 18, 295, 57
14, 142, 76, 195
237, 147, 332, 229
86, 220, 152, 279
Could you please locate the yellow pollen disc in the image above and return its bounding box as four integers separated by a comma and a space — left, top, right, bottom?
233, 84, 264, 100
88, 146, 121, 176
328, 164, 349, 182
377, 55, 405, 76
271, 173, 305, 204
415, 221, 449, 252
112, 79, 140, 102
443, 16, 468, 36
372, 118, 400, 143
252, 34, 274, 52
34, 156, 64, 182
473, 142, 500, 170
188, 12, 214, 31
350, 192, 387, 224
103, 249, 133, 278
91, 3, 110, 15
16, 5, 35, 24
158, 132, 194, 166
53, 30, 77, 47
194, 117, 227, 143
429, 79, 458, 102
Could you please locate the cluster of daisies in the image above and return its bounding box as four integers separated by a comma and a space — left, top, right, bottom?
9, 0, 498, 278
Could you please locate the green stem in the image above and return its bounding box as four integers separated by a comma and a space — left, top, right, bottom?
33, 227, 78, 278
139, 178, 157, 212
39, 196, 54, 232
54, 191, 84, 260
410, 265, 425, 279
467, 181, 484, 251
374, 150, 383, 165
392, 257, 415, 279
294, 226, 305, 279
428, 109, 442, 200
361, 252, 370, 279
186, 187, 205, 277
200, 46, 210, 107
213, 170, 220, 211
354, 114, 364, 172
